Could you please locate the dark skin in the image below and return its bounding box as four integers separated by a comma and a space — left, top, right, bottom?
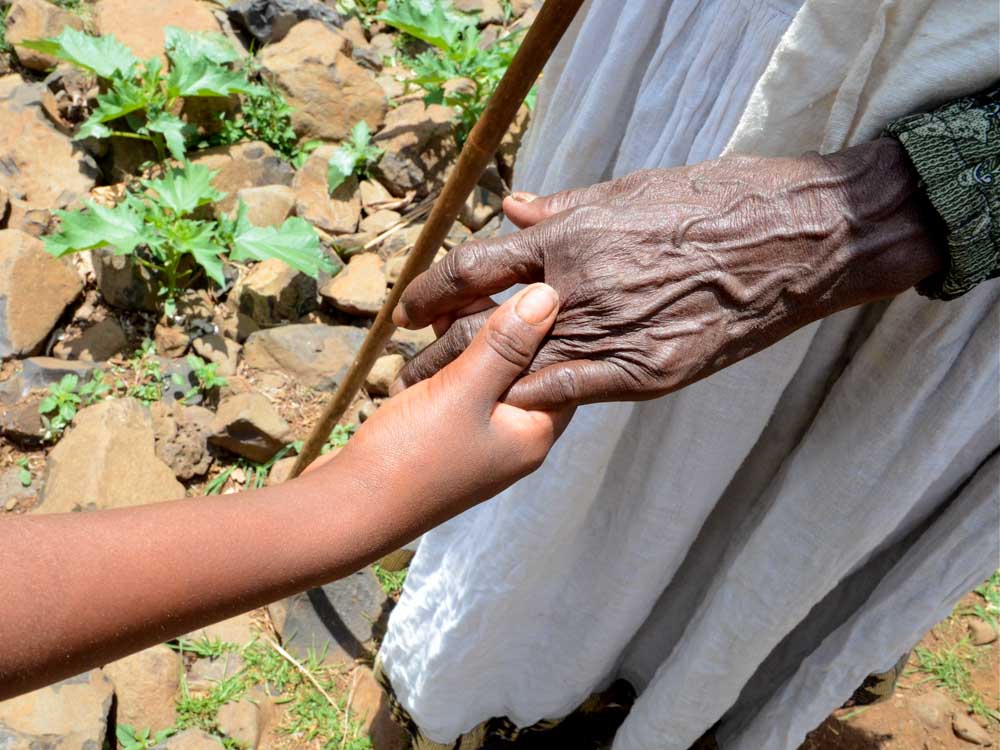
392, 138, 945, 408
0, 284, 571, 700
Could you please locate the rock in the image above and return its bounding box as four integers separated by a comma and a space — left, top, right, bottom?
187, 652, 245, 689
154, 729, 223, 750
460, 185, 502, 232
0, 467, 34, 512
360, 208, 401, 235
282, 569, 388, 664
94, 247, 160, 311
37, 398, 185, 514
155, 323, 191, 357
365, 354, 404, 396
260, 20, 386, 142
102, 645, 181, 733
319, 252, 385, 316
192, 141, 295, 215
970, 617, 998, 646
215, 307, 261, 344
152, 402, 215, 480
218, 699, 263, 748
910, 690, 955, 730
52, 318, 128, 362
17, 356, 101, 395
192, 334, 241, 377
94, 0, 222, 64
209, 392, 293, 462
0, 395, 46, 445
267, 455, 297, 486
357, 398, 377, 422
244, 323, 365, 391
186, 611, 259, 644
235, 257, 320, 328
0, 229, 82, 359
953, 711, 994, 745
0, 670, 114, 749
374, 100, 457, 197
454, 0, 506, 24
5, 0, 85, 72
349, 666, 410, 750
226, 0, 344, 44
234, 184, 296, 227
389, 325, 436, 359
359, 179, 395, 211
293, 145, 362, 235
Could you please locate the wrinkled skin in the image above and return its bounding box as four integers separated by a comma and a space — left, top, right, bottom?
393, 138, 945, 409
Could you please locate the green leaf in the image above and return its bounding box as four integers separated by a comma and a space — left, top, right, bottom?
38, 396, 57, 414
20, 28, 139, 79
378, 0, 476, 50
327, 147, 358, 194
58, 374, 80, 392
164, 26, 239, 65
46, 201, 148, 257
351, 120, 372, 150
186, 233, 228, 288
143, 161, 224, 216
167, 53, 259, 99
144, 112, 191, 161
230, 211, 334, 278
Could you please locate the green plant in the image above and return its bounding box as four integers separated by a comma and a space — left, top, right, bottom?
915, 639, 1000, 721
113, 339, 166, 405
22, 27, 258, 161
337, 0, 381, 24
0, 7, 11, 56
373, 563, 407, 595
211, 71, 319, 167
16, 458, 31, 488
38, 374, 80, 440
973, 570, 1000, 627
116, 725, 176, 750
45, 160, 333, 308
380, 0, 527, 141
173, 354, 227, 404
327, 121, 383, 193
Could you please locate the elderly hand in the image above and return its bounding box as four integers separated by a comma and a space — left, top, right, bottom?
392, 138, 944, 409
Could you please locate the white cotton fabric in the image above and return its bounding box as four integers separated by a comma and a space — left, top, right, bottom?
380, 1, 1000, 748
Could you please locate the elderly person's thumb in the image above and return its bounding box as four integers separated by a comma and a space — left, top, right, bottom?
442, 283, 559, 403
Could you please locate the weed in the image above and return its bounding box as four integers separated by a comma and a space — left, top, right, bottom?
373, 563, 407, 595
327, 121, 383, 193
0, 7, 11, 56
45, 160, 333, 308
380, 0, 528, 142
37, 371, 107, 441
337, 0, 381, 25
169, 636, 237, 660
172, 354, 227, 405
23, 27, 258, 161
116, 725, 176, 750
914, 639, 1000, 722
974, 570, 1000, 628
111, 340, 166, 405
16, 458, 31, 488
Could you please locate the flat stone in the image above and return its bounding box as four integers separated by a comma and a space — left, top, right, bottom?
259, 20, 386, 142
52, 318, 128, 362
970, 617, 998, 646
102, 645, 181, 733
0, 670, 114, 749
226, 0, 344, 44
365, 354, 404, 396
235, 257, 320, 328
294, 146, 362, 235
319, 252, 385, 317
217, 698, 262, 748
6, 0, 85, 71
234, 184, 296, 228
192, 141, 295, 215
910, 690, 955, 730
282, 569, 388, 664
209, 392, 293, 462
243, 323, 366, 391
953, 711, 995, 745
359, 179, 395, 211
360, 208, 401, 235
154, 729, 222, 750
0, 395, 45, 445
37, 398, 185, 514
374, 100, 457, 197
94, 0, 222, 64
0, 229, 82, 359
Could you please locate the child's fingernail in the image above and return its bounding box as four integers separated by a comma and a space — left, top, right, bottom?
510, 191, 538, 203
515, 284, 558, 324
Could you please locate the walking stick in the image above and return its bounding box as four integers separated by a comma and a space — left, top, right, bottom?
290, 0, 587, 479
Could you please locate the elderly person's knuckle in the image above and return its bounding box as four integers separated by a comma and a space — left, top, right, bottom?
441, 243, 485, 293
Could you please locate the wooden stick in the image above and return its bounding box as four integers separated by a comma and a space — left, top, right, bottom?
290, 0, 586, 478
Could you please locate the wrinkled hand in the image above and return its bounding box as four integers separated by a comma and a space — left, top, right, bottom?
340, 284, 573, 518
392, 139, 943, 409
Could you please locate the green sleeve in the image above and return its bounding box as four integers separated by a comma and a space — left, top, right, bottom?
884, 84, 1000, 300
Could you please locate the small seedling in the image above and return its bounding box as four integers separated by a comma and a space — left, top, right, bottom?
172, 354, 228, 404
116, 725, 176, 750
373, 563, 407, 595
0, 7, 11, 55
16, 458, 31, 488
38, 374, 82, 441
22, 27, 258, 161
45, 160, 333, 309
915, 638, 1000, 721
169, 636, 236, 660
327, 121, 383, 193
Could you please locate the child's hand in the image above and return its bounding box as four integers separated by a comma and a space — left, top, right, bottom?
339, 283, 573, 517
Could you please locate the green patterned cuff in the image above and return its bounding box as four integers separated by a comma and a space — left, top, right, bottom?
884, 84, 1000, 300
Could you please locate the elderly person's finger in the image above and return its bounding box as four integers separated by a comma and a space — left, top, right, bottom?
503, 170, 659, 228
393, 223, 548, 330
504, 359, 629, 410
392, 307, 494, 395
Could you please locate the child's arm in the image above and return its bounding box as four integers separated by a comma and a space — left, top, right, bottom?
0, 284, 568, 699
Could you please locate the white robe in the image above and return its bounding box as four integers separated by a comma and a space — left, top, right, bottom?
380, 1, 1000, 748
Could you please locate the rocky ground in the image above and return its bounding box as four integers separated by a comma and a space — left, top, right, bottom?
0, 0, 995, 748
